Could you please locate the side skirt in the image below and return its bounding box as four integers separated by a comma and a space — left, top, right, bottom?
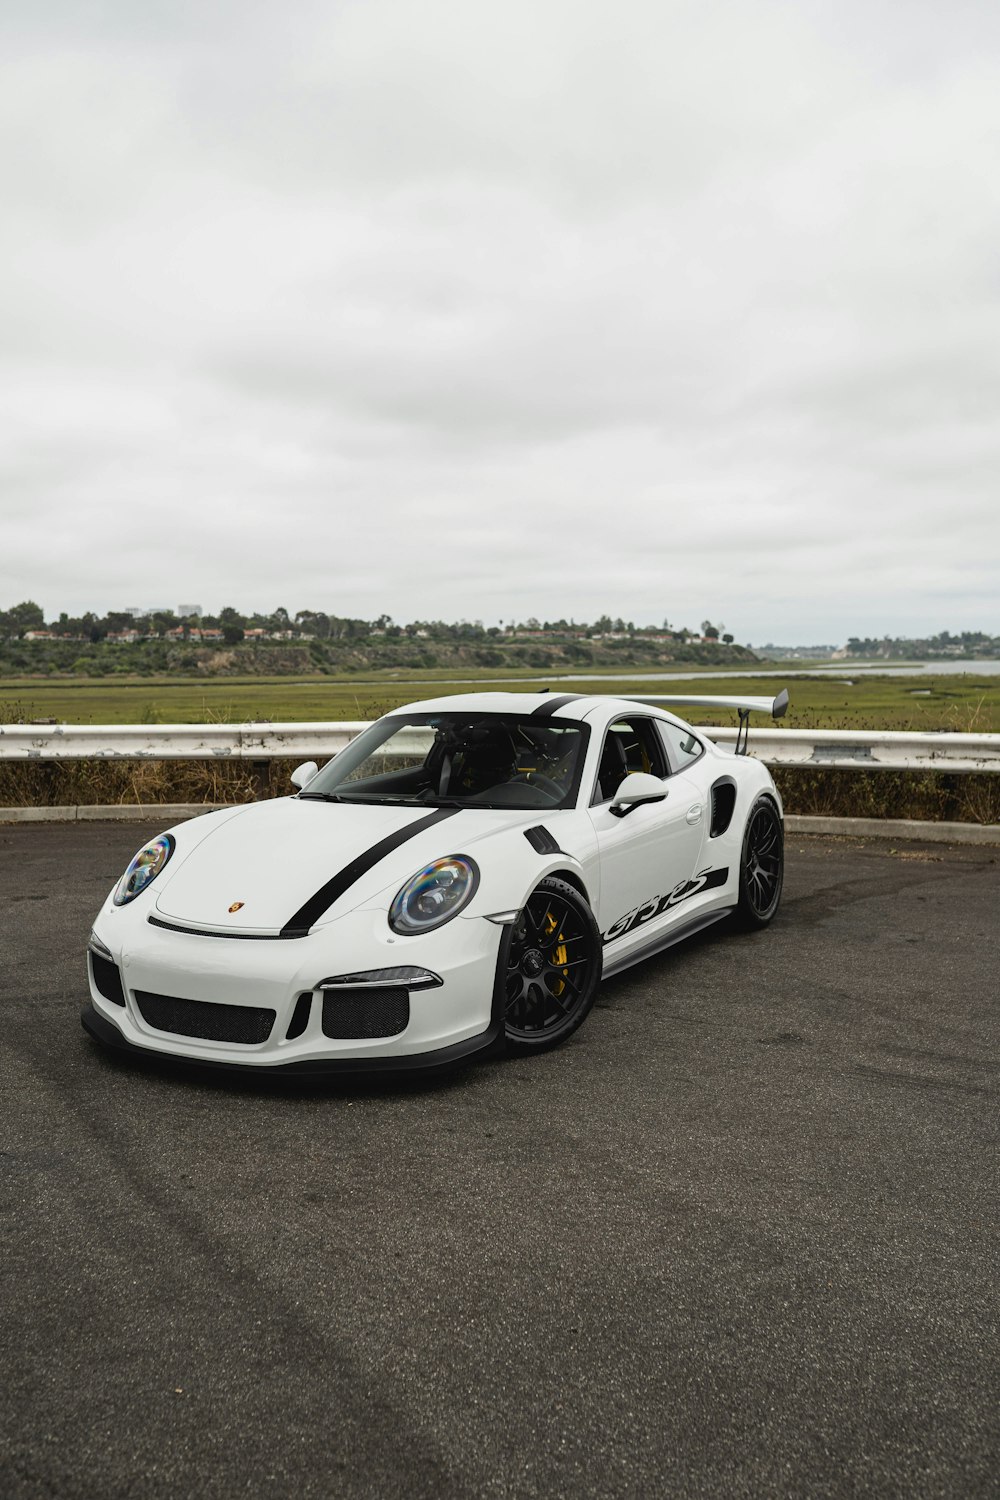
600, 907, 734, 980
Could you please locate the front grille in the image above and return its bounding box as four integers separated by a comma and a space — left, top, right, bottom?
91, 952, 126, 1007
321, 987, 410, 1040
134, 990, 275, 1045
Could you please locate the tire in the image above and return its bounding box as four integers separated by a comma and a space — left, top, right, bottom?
502, 876, 602, 1052
736, 795, 784, 928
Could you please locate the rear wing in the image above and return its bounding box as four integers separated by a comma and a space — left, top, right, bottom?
627, 689, 788, 720
623, 688, 788, 756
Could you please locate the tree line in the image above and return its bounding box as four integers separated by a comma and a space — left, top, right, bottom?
0, 601, 735, 646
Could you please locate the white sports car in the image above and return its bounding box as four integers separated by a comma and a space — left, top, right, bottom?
83, 689, 787, 1073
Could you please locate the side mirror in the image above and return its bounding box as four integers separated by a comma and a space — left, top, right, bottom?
610, 772, 667, 818
290, 760, 319, 790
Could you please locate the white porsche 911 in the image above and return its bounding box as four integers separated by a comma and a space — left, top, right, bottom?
83, 689, 787, 1073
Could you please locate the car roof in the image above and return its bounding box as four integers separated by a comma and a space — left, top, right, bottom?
386, 691, 693, 729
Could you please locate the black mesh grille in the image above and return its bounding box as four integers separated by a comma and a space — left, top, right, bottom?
134, 990, 275, 1044
321, 987, 410, 1040
91, 952, 126, 1007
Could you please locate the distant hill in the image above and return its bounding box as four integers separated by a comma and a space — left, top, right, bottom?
0, 634, 759, 679
839, 631, 999, 660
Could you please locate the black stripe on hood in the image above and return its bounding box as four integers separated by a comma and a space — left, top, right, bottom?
281, 807, 461, 936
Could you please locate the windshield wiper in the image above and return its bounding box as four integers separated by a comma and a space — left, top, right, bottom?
303, 793, 430, 806
301, 792, 468, 808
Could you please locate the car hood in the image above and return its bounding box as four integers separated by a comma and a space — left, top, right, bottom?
153, 796, 544, 935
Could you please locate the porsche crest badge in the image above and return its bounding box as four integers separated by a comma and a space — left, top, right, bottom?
228, 901, 245, 913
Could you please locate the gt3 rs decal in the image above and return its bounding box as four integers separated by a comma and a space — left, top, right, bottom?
602, 867, 729, 944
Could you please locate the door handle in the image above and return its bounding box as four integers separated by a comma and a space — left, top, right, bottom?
685, 803, 703, 825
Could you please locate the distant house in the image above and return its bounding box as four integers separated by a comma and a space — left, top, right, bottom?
24, 631, 55, 640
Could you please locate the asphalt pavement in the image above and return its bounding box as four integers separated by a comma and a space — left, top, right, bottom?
1, 822, 998, 1499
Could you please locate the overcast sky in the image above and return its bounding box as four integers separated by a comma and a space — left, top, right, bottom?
2, 0, 998, 643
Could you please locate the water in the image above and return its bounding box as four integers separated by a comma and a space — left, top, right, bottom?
359, 659, 1000, 690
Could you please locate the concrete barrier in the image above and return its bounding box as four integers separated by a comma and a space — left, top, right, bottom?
2, 803, 999, 842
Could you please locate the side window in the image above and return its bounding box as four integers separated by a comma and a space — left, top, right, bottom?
656, 719, 705, 775
592, 718, 668, 805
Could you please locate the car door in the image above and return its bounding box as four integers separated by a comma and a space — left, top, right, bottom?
587, 715, 706, 950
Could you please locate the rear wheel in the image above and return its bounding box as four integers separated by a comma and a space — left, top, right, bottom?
736, 796, 784, 927
503, 877, 601, 1052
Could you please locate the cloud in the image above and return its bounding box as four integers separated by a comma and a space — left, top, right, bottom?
1, 0, 998, 640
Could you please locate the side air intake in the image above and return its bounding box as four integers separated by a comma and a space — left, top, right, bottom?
710, 778, 737, 838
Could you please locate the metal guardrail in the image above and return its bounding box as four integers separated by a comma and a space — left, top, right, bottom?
703, 727, 1000, 774
1, 722, 999, 773
0, 722, 368, 761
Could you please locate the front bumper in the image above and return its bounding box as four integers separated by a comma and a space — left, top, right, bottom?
84, 901, 507, 1072
81, 1002, 502, 1074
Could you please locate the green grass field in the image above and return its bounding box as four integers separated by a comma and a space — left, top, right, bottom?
2, 668, 998, 821
1, 667, 998, 731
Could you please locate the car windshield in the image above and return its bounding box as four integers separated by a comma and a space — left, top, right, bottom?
300, 711, 589, 810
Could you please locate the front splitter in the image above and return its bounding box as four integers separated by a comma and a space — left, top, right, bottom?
81, 1003, 503, 1076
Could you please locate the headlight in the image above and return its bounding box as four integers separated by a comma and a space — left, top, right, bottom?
113, 834, 175, 906
389, 855, 479, 935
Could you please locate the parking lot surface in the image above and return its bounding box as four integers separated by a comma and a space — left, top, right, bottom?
1, 822, 998, 1499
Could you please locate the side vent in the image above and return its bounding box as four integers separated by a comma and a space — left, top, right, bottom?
710, 778, 738, 838
285, 992, 313, 1040
524, 825, 561, 855
90, 952, 126, 1007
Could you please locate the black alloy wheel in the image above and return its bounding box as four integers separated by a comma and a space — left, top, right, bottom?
502, 876, 601, 1051
736, 795, 784, 928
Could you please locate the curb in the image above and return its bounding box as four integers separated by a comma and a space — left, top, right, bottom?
785, 815, 1000, 845
2, 805, 999, 844
0, 804, 226, 824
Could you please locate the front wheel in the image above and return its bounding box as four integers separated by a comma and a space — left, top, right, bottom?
736, 796, 784, 928
502, 877, 602, 1052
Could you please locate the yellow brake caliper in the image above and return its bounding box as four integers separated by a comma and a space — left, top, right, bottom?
545, 910, 569, 996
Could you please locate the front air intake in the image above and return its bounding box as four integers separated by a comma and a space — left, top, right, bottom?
285, 992, 313, 1040
90, 952, 126, 1007
321, 988, 410, 1040
134, 991, 275, 1045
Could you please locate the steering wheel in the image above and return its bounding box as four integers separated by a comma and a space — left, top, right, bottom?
511, 773, 563, 800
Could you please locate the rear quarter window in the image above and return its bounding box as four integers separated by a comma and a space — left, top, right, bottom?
656, 720, 705, 774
